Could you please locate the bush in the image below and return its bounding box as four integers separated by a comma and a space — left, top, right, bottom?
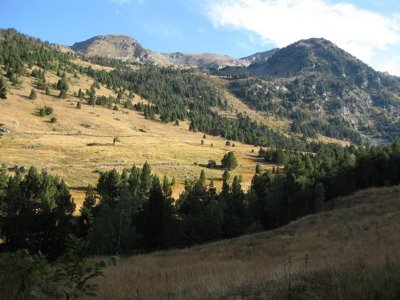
38, 106, 53, 117
59, 89, 67, 99
29, 89, 37, 100
207, 160, 217, 169
0, 250, 48, 298
50, 117, 57, 123
0, 235, 118, 299
45, 106, 53, 115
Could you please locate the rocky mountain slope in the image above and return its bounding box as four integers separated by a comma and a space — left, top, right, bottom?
71, 34, 164, 64
8, 29, 400, 145
239, 48, 279, 65
226, 38, 400, 143
71, 34, 253, 69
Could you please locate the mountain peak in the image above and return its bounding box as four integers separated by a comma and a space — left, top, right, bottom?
249, 37, 372, 79
70, 34, 255, 68
70, 34, 149, 62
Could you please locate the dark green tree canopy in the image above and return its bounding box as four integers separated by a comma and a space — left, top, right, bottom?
221, 152, 238, 170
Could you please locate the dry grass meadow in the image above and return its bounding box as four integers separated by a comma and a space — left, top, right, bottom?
95, 185, 400, 299
0, 66, 273, 207
1, 63, 398, 299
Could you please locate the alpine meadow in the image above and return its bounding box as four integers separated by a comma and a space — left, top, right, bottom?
1, 0, 400, 298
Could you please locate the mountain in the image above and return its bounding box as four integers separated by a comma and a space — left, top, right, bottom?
227, 38, 400, 144
249, 38, 381, 79
239, 48, 279, 64
71, 34, 250, 69
70, 34, 166, 64
5, 28, 400, 144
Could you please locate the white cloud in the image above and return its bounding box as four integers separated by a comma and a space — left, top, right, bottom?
375, 55, 400, 76
205, 0, 400, 75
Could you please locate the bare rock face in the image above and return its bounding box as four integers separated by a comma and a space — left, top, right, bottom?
70, 34, 266, 68
71, 35, 154, 63
239, 49, 279, 65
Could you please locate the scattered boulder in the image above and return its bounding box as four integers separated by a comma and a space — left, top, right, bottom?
81, 122, 95, 129
13, 119, 20, 126
0, 126, 11, 134
26, 143, 42, 149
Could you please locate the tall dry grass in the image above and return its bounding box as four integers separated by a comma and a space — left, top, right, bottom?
95, 185, 400, 299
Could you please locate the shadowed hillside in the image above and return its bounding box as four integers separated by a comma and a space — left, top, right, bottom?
96, 185, 400, 299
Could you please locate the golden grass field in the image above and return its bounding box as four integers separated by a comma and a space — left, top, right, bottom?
0, 65, 273, 207
95, 185, 400, 299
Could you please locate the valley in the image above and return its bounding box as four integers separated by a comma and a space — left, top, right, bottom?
0, 27, 400, 300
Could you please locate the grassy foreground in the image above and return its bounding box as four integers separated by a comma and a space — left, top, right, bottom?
95, 185, 400, 299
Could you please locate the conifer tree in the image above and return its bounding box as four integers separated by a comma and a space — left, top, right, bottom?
79, 185, 97, 237
0, 76, 8, 99
139, 176, 179, 249
221, 151, 238, 170
29, 89, 37, 100
78, 88, 84, 99
59, 89, 67, 99
199, 170, 206, 186
97, 169, 121, 207
162, 176, 172, 198
140, 161, 152, 199
0, 164, 8, 202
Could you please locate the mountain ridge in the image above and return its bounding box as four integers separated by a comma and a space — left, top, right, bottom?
70, 33, 400, 144
70, 34, 273, 69
222, 38, 400, 144
3, 28, 400, 144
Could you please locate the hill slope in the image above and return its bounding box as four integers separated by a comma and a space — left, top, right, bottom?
71, 34, 167, 64
96, 185, 400, 299
69, 33, 400, 144
71, 34, 250, 69
0, 62, 271, 206
227, 38, 400, 144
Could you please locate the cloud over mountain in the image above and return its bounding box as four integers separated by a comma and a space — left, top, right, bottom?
205, 0, 400, 75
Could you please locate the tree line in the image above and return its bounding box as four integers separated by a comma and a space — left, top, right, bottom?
1, 142, 400, 258
0, 29, 339, 151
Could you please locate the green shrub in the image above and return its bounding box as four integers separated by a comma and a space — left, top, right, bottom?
0, 235, 118, 299
29, 89, 37, 100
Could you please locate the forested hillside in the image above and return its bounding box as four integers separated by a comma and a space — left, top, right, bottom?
219, 38, 400, 144
2, 141, 400, 257
1, 28, 400, 299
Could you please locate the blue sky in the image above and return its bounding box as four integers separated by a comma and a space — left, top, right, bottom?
2, 0, 400, 75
